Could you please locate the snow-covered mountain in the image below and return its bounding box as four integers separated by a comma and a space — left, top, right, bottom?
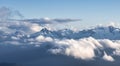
0, 21, 120, 43
30, 25, 120, 40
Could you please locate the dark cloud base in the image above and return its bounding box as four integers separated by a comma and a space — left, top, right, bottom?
0, 44, 120, 66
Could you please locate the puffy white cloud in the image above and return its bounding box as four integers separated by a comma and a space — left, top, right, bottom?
53, 37, 99, 60
106, 22, 120, 28
50, 38, 94, 60
30, 23, 43, 32
47, 37, 120, 61
103, 51, 114, 62
99, 39, 120, 49
113, 48, 120, 56
36, 35, 53, 42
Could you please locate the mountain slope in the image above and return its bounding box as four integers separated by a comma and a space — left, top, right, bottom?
30, 25, 120, 40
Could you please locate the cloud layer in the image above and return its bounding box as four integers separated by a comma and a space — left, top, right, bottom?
1, 36, 120, 66
45, 37, 120, 62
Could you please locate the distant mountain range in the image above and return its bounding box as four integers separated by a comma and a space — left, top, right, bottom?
30, 25, 120, 40
0, 22, 120, 44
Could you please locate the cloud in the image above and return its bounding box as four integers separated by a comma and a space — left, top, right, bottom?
102, 51, 114, 62
0, 6, 23, 21
22, 18, 81, 24
0, 7, 81, 25
7, 35, 116, 62
53, 18, 81, 23
0, 7, 12, 21
47, 37, 120, 61
36, 35, 53, 42
1, 36, 120, 66
49, 37, 100, 60
30, 23, 43, 32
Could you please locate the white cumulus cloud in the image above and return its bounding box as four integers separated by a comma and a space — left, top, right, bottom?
103, 51, 114, 62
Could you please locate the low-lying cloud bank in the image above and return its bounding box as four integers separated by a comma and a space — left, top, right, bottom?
1, 36, 120, 66
2, 36, 120, 62
35, 36, 120, 62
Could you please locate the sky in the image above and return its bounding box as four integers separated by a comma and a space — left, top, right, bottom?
0, 0, 120, 27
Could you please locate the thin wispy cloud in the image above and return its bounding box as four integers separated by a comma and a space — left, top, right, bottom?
0, 7, 23, 21
22, 18, 81, 24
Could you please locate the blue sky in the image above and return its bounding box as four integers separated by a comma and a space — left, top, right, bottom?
0, 0, 120, 27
